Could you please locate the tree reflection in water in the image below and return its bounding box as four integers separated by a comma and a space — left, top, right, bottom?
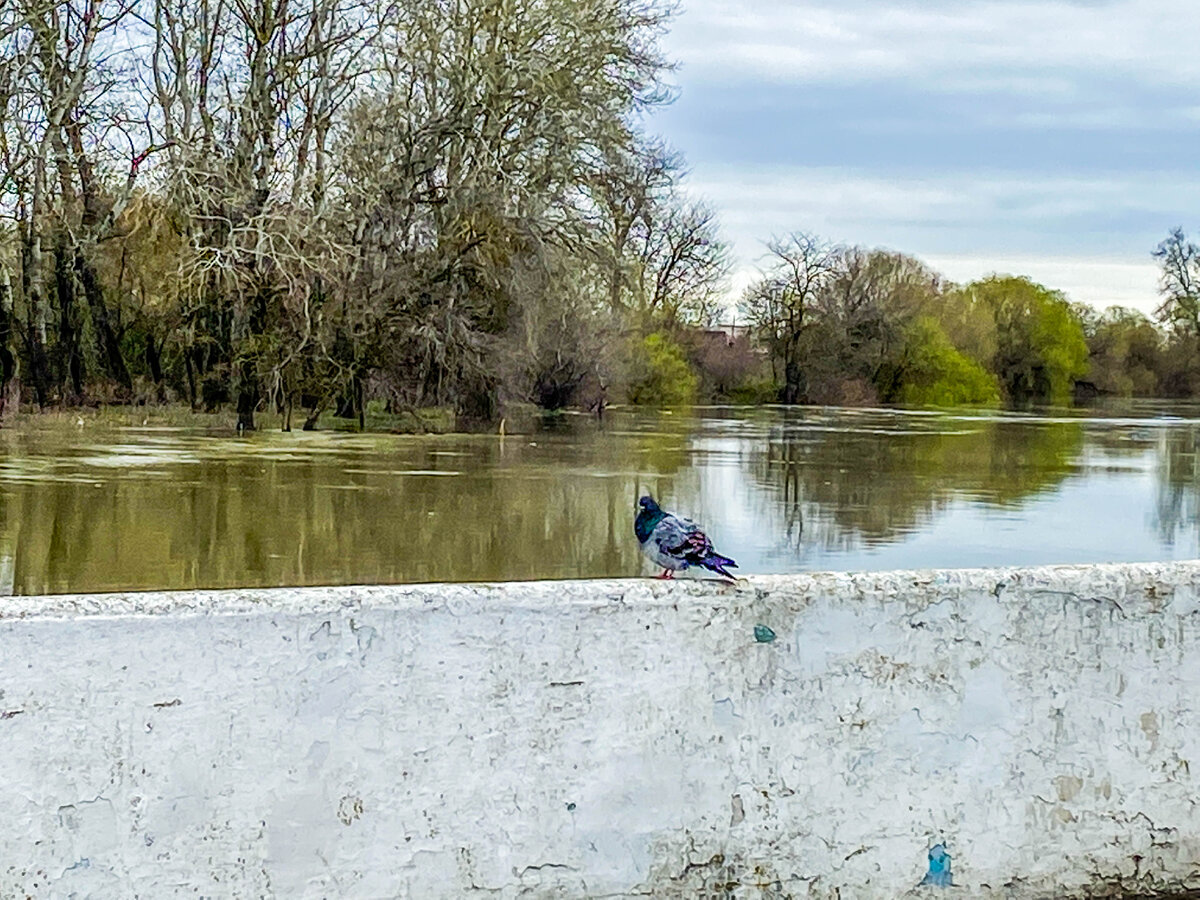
744, 408, 1084, 558
1156, 428, 1200, 551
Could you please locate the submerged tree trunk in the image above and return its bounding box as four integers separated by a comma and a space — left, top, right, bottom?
235, 363, 257, 431
302, 403, 322, 431
231, 288, 258, 430
782, 360, 803, 405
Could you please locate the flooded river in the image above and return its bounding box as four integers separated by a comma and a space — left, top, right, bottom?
1, 403, 1198, 594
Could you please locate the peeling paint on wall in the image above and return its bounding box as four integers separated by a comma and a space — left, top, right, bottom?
2, 563, 1200, 897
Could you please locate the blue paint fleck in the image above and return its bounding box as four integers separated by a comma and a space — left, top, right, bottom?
920, 843, 952, 887
753, 624, 776, 643
566, 802, 576, 811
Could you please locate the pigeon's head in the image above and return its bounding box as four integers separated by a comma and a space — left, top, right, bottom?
637, 496, 660, 512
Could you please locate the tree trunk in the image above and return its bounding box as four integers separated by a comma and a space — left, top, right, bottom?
75, 249, 132, 393
21, 230, 49, 408
54, 241, 84, 400
782, 360, 803, 405
145, 334, 166, 402
334, 374, 366, 427
25, 307, 49, 408
235, 361, 257, 431
0, 266, 16, 420
231, 285, 258, 429
302, 403, 322, 431
183, 347, 197, 411
334, 385, 355, 418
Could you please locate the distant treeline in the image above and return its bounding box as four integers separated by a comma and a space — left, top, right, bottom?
2, 1, 1199, 426
717, 229, 1200, 409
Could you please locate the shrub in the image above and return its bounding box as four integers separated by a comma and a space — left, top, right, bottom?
727, 377, 779, 405
896, 317, 1001, 407
627, 332, 698, 406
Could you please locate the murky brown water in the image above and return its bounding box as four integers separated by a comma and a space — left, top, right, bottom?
1, 403, 1198, 595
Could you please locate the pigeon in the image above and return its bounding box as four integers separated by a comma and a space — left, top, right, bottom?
634, 496, 737, 580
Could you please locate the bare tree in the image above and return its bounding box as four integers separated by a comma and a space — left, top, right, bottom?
0, 262, 15, 416
637, 197, 728, 327
817, 247, 941, 385
1154, 227, 1200, 340
0, 0, 712, 422
590, 138, 681, 315
741, 232, 837, 403
2, 0, 153, 403
329, 0, 676, 415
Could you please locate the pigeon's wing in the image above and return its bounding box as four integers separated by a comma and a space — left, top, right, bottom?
653, 514, 713, 563
649, 514, 690, 559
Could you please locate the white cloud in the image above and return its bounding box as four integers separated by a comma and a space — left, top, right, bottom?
656, 0, 1197, 318
680, 166, 1185, 312
666, 0, 1200, 91
922, 254, 1163, 313
720, 251, 1161, 316
686, 166, 1197, 249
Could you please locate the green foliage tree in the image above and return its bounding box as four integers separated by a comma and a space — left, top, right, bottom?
890, 317, 1000, 407
627, 332, 698, 406
815, 248, 942, 404
921, 284, 998, 372
961, 276, 1088, 403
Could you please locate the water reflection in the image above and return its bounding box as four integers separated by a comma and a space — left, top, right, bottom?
0, 404, 1197, 595
1155, 428, 1200, 549
748, 413, 1085, 545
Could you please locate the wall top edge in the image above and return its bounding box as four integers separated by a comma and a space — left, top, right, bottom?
2, 559, 1199, 622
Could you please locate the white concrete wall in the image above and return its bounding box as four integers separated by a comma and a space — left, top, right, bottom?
3, 563, 1200, 898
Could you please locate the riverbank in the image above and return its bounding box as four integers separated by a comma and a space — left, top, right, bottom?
3, 563, 1200, 897
2, 394, 1198, 438
0, 400, 464, 435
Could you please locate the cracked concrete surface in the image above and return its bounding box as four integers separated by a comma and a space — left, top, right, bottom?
2, 562, 1200, 897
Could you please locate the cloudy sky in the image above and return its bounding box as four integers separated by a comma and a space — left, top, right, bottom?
649, 0, 1200, 314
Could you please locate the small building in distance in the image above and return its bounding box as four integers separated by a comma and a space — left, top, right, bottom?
702, 322, 754, 347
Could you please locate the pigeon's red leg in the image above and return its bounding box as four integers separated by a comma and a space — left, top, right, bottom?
655, 569, 674, 580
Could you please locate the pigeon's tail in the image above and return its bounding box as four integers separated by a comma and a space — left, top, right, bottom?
700, 553, 738, 579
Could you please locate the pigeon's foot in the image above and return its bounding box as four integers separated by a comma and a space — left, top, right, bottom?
655, 570, 675, 580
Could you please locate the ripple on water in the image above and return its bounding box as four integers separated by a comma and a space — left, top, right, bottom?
341, 469, 462, 477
